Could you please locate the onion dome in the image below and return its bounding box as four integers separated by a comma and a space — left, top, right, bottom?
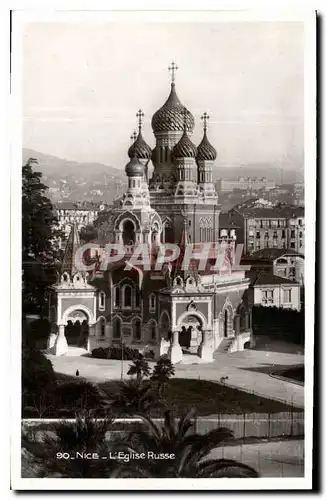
196, 130, 217, 161
172, 129, 197, 159
128, 131, 152, 160
196, 111, 217, 161
152, 83, 195, 134
125, 155, 145, 177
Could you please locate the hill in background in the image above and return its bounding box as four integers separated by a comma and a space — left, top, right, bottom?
23, 148, 303, 204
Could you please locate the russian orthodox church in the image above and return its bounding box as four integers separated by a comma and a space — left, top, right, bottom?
48, 63, 253, 362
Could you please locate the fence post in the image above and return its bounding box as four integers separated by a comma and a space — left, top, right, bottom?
290, 398, 294, 437
257, 451, 261, 476
243, 413, 246, 440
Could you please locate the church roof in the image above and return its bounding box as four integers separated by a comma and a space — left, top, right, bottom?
151, 83, 195, 134
60, 223, 82, 276
128, 130, 152, 160
125, 155, 145, 177
172, 129, 197, 159
196, 130, 217, 161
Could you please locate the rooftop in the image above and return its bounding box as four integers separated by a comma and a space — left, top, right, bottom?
233, 204, 304, 219
246, 270, 300, 287
246, 248, 304, 262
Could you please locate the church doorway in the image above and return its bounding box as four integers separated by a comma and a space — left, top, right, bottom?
179, 315, 203, 354
65, 311, 89, 349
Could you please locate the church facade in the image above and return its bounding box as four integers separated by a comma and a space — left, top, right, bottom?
47, 64, 253, 363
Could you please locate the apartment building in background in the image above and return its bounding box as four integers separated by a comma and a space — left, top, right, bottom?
227, 202, 305, 255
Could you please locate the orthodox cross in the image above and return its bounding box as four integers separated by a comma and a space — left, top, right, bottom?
130, 130, 137, 144
136, 109, 144, 130
201, 112, 210, 132
168, 61, 178, 83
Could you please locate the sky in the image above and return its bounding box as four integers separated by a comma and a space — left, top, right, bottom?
23, 20, 304, 171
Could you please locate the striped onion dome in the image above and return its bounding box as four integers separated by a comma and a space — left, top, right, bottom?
128, 131, 152, 160
152, 83, 195, 134
196, 130, 217, 161
172, 130, 197, 159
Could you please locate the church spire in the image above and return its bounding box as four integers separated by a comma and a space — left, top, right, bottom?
60, 223, 81, 277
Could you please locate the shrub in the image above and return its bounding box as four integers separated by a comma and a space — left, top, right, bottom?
91, 345, 140, 360
22, 348, 56, 395
53, 380, 104, 412
22, 348, 57, 417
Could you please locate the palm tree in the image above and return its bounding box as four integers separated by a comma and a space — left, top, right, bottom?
21, 410, 125, 478
127, 355, 151, 385
150, 355, 175, 400
111, 378, 158, 415
119, 410, 258, 478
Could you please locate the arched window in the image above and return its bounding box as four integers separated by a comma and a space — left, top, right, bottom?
112, 317, 121, 339
123, 285, 132, 308
149, 293, 156, 312
122, 220, 135, 246
99, 291, 106, 311
114, 287, 120, 308
99, 317, 106, 337
133, 318, 142, 341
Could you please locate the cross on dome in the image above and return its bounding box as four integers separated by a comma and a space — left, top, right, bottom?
168, 61, 178, 83
130, 131, 137, 144
136, 109, 144, 130
201, 112, 210, 131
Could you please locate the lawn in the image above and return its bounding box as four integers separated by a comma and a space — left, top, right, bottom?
98, 378, 301, 416
272, 365, 304, 384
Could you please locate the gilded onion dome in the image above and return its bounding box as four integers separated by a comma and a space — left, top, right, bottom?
128, 130, 152, 160
196, 130, 217, 161
172, 129, 197, 159
125, 155, 145, 177
152, 83, 195, 134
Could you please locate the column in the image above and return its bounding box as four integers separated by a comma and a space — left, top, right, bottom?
47, 324, 58, 349
234, 314, 240, 335
87, 323, 96, 353
197, 330, 214, 362
167, 329, 183, 364
54, 324, 68, 356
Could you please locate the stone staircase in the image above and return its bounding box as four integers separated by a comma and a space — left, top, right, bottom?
216, 337, 234, 353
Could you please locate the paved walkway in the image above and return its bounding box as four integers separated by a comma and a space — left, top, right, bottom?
48, 348, 304, 408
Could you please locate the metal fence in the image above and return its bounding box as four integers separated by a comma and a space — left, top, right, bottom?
23, 411, 304, 440
194, 412, 304, 439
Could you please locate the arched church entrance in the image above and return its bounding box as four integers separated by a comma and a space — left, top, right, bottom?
178, 313, 203, 354
64, 310, 89, 349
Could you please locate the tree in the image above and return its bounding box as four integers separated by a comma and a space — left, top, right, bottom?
22, 349, 57, 417
150, 355, 175, 400
127, 354, 151, 385
21, 411, 125, 478
111, 378, 157, 415
22, 158, 62, 316
80, 224, 98, 244
121, 410, 258, 478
